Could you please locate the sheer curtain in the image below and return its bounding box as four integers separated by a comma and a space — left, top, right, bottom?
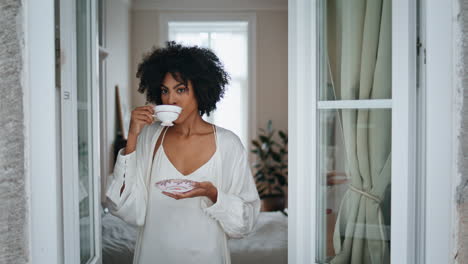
327, 0, 392, 263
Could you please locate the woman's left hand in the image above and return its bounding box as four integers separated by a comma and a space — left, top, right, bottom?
162, 181, 218, 203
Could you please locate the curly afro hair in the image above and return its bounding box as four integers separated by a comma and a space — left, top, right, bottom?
136, 41, 230, 116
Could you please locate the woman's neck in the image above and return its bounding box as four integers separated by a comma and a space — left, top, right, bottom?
171, 112, 210, 137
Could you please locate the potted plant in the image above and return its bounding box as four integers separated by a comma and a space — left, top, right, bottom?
251, 120, 288, 211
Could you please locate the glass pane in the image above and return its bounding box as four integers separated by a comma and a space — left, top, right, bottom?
171, 32, 209, 47
210, 32, 247, 79
316, 109, 391, 264
318, 0, 392, 101
212, 79, 245, 145
76, 0, 95, 262
210, 32, 248, 147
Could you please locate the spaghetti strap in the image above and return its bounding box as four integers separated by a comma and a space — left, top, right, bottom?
212, 124, 218, 149
160, 126, 170, 145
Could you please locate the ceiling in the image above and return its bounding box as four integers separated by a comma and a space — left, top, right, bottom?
130, 0, 288, 11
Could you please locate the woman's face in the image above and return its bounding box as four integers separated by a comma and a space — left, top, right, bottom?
160, 72, 198, 124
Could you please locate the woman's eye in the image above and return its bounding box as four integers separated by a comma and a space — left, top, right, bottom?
177, 88, 186, 93
161, 89, 168, 94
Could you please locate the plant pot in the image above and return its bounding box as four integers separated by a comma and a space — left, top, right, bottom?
261, 194, 285, 212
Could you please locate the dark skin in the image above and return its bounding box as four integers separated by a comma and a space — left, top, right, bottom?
125, 72, 218, 203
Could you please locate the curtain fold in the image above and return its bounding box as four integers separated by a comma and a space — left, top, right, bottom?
329, 0, 392, 263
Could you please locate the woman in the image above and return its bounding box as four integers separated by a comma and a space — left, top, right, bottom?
105, 41, 261, 264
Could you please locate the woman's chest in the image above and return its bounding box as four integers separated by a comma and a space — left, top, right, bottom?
156, 132, 217, 176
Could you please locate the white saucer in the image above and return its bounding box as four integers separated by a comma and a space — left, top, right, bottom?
155, 179, 196, 193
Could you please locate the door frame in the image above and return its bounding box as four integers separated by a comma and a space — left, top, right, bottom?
423, 0, 456, 262
28, 0, 103, 262
60, 0, 81, 261
288, 0, 316, 262
27, 0, 62, 263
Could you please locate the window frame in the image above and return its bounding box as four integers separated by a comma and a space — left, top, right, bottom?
422, 0, 456, 262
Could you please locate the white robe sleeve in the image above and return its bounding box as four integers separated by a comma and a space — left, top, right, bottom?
105, 125, 154, 227
203, 140, 261, 239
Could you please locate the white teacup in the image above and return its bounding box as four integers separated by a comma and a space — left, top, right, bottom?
153, 105, 182, 126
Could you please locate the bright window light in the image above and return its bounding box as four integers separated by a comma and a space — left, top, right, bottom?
168, 22, 249, 148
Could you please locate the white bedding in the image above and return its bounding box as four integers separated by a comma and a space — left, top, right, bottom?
102, 211, 287, 264
228, 211, 288, 264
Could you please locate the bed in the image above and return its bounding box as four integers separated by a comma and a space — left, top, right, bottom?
101, 209, 288, 264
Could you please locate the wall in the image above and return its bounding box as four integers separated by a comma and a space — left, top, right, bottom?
456, 0, 468, 263
0, 0, 28, 263
130, 9, 158, 108
103, 0, 132, 174
255, 11, 288, 135
130, 9, 289, 141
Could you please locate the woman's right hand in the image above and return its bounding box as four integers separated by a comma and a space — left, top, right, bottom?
128, 105, 155, 137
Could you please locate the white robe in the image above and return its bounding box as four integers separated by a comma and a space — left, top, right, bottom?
105, 121, 261, 263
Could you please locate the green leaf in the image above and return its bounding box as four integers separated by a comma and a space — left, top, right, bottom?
257, 185, 268, 194
275, 173, 287, 185
254, 171, 264, 177
259, 135, 270, 144
278, 130, 287, 140
251, 141, 266, 158
271, 151, 281, 162
279, 131, 288, 145
252, 140, 261, 148
274, 185, 285, 194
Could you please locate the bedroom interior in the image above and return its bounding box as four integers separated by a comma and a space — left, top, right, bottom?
97, 0, 289, 263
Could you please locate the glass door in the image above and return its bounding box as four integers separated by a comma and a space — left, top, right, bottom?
76, 0, 98, 262
287, 0, 416, 262
60, 0, 102, 263
315, 1, 392, 263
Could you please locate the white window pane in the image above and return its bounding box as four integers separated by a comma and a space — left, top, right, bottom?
213, 79, 246, 146
210, 32, 247, 79
170, 32, 209, 47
